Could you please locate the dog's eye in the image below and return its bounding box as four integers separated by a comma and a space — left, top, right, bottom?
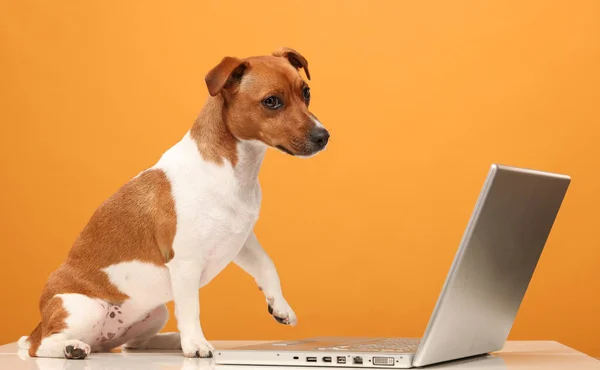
303, 87, 310, 104
263, 96, 283, 109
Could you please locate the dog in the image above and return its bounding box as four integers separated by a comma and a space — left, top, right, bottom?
18, 47, 329, 360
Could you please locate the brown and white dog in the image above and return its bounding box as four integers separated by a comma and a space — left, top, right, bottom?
18, 47, 329, 360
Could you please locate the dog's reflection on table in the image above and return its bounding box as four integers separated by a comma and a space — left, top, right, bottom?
18, 348, 216, 370
19, 348, 507, 370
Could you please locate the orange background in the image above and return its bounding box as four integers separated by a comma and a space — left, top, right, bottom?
1, 0, 599, 357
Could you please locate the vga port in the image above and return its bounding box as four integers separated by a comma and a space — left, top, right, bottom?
372, 357, 395, 366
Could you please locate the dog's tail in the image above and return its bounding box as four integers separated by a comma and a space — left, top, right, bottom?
18, 322, 41, 351
18, 336, 30, 350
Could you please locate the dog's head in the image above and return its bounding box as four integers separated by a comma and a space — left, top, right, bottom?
205, 47, 329, 157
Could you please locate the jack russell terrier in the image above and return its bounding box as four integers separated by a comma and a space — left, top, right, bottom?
18, 47, 329, 360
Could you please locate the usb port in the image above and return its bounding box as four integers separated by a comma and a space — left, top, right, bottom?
307, 357, 317, 362
337, 356, 346, 364
353, 356, 363, 365
323, 357, 332, 363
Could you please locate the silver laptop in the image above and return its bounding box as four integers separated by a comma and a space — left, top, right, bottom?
215, 164, 570, 368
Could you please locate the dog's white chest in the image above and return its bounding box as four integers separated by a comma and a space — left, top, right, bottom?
192, 194, 260, 286
154, 134, 264, 286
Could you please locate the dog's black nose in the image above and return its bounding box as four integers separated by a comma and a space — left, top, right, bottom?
310, 128, 330, 148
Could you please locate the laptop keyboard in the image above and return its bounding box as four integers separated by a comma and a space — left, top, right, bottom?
319, 338, 421, 353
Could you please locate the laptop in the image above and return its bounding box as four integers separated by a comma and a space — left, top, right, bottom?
215, 164, 570, 368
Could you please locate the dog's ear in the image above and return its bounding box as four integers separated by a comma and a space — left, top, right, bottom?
205, 57, 249, 97
273, 47, 311, 80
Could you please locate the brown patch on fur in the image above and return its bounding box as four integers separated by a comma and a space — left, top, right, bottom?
37, 169, 176, 305
28, 296, 68, 356
190, 96, 239, 166
26, 169, 177, 355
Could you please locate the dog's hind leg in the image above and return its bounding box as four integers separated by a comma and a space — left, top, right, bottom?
123, 305, 181, 350
234, 232, 297, 326
27, 294, 106, 359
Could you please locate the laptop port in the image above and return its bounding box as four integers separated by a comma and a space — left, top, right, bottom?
373, 357, 395, 366
323, 357, 332, 363
307, 357, 317, 363
353, 356, 363, 365
337, 356, 347, 364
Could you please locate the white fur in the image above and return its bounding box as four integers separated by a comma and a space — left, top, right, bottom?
234, 232, 297, 325
17, 336, 30, 350
311, 114, 324, 128
102, 261, 173, 308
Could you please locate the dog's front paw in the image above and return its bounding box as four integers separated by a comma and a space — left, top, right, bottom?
267, 297, 297, 326
181, 336, 214, 358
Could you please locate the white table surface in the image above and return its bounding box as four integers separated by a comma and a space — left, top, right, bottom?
0, 340, 598, 369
